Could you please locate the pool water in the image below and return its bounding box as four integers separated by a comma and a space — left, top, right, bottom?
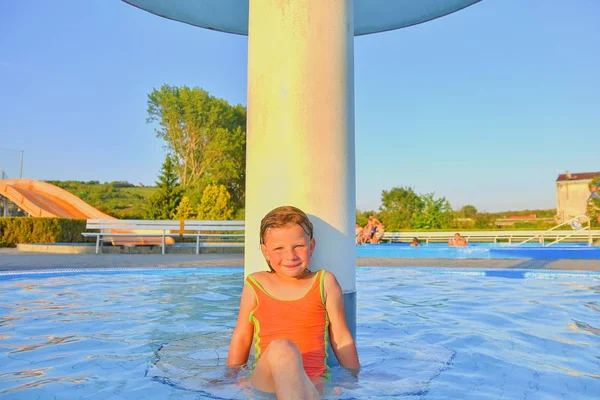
358, 242, 600, 259
1, 267, 599, 399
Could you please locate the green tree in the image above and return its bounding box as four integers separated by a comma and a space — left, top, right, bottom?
459, 205, 477, 219
147, 85, 246, 214
146, 155, 183, 220
197, 184, 234, 220
378, 186, 423, 230
356, 210, 375, 227
586, 176, 600, 227
473, 213, 496, 229
174, 196, 196, 220
411, 194, 454, 229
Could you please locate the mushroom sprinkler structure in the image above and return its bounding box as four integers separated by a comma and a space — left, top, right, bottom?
123, 0, 482, 339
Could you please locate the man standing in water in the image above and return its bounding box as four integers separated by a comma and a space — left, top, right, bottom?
448, 233, 468, 247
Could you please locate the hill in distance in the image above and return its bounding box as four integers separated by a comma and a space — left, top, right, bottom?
47, 180, 555, 223
47, 180, 156, 219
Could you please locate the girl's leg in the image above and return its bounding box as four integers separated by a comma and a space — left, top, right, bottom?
251, 339, 319, 399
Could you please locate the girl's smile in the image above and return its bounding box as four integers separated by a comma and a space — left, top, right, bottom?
260, 224, 316, 278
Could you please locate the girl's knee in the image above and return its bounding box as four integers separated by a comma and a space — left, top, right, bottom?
267, 339, 301, 363
268, 339, 299, 354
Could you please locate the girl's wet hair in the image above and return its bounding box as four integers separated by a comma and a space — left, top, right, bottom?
260, 205, 314, 245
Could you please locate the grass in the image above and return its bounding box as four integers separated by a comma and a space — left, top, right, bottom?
47, 180, 156, 219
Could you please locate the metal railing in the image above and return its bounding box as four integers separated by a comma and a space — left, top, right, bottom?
83, 219, 246, 254
1, 167, 10, 217
515, 215, 592, 246
382, 229, 599, 244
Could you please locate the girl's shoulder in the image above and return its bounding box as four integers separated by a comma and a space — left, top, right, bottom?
248, 270, 326, 288
247, 271, 279, 288
248, 271, 269, 281
319, 269, 336, 279
320, 270, 341, 291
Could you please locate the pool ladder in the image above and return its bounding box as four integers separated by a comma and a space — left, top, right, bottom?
516, 215, 592, 246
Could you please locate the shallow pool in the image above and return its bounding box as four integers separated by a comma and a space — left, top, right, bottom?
1, 267, 599, 399
357, 242, 600, 259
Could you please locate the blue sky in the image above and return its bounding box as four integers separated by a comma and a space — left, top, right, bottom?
1, 0, 598, 212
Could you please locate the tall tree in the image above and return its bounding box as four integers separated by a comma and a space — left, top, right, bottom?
147, 85, 247, 213
378, 186, 424, 230
459, 205, 477, 219
146, 155, 183, 220
412, 193, 454, 229
586, 176, 600, 227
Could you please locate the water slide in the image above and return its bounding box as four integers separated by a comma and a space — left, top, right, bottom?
0, 179, 173, 246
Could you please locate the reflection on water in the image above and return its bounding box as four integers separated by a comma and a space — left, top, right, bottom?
570, 320, 600, 336
0, 268, 598, 399
8, 335, 80, 354
0, 367, 49, 379
584, 301, 600, 313
1, 377, 85, 395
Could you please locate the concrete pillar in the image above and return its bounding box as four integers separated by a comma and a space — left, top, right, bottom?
245, 0, 356, 337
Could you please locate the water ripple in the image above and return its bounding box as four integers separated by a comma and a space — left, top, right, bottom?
0, 268, 599, 399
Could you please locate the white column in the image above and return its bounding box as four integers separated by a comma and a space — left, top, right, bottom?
245, 0, 356, 307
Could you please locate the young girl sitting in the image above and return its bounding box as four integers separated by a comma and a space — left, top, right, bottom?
227, 206, 360, 398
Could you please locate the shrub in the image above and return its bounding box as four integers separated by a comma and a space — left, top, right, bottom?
0, 218, 88, 247
197, 184, 234, 220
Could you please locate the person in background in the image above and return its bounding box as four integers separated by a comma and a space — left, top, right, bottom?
359, 224, 371, 245
448, 232, 468, 247
410, 237, 420, 247
366, 215, 384, 244
371, 223, 385, 244
355, 223, 363, 245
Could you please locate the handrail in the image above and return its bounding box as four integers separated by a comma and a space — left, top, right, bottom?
515, 215, 592, 246
381, 229, 600, 244
84, 218, 246, 255
1, 169, 11, 217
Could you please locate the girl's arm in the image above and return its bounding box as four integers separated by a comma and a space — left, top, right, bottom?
324, 272, 360, 374
226, 283, 256, 367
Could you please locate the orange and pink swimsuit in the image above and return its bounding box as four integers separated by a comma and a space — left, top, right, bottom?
245, 270, 330, 379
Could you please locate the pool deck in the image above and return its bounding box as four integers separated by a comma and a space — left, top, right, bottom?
1, 248, 599, 272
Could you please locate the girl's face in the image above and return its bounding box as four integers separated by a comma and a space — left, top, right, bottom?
260, 223, 316, 278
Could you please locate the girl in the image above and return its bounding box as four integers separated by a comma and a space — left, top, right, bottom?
227, 206, 360, 398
